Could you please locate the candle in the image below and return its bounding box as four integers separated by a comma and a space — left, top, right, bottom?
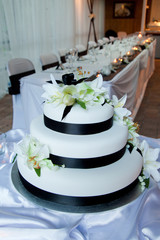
113, 58, 118, 63
112, 58, 121, 68
138, 33, 142, 38
132, 47, 138, 51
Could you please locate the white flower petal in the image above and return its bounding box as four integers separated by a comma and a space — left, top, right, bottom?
50, 74, 58, 85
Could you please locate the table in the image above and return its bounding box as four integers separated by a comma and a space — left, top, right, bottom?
0, 130, 160, 240
12, 39, 156, 132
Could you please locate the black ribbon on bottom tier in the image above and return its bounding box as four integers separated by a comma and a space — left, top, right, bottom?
19, 171, 139, 206
50, 145, 126, 168
44, 114, 113, 135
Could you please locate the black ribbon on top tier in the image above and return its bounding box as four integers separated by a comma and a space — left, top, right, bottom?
18, 171, 140, 206
44, 114, 113, 135
57, 73, 87, 85
47, 73, 87, 85
49, 145, 126, 168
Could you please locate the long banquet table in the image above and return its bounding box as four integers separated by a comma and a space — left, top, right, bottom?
0, 130, 160, 240
11, 39, 156, 132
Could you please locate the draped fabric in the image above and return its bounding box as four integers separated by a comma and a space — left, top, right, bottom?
0, 1, 11, 98
0, 0, 105, 99
0, 130, 160, 240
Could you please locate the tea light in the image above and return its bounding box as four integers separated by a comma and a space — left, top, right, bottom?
132, 46, 138, 51
138, 33, 142, 39
112, 58, 121, 68
119, 57, 123, 62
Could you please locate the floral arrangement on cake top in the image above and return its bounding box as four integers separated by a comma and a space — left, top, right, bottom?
42, 73, 110, 120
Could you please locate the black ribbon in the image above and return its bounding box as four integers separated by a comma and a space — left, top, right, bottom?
60, 73, 87, 85
46, 73, 87, 85
44, 114, 113, 135
19, 171, 140, 206
49, 145, 126, 168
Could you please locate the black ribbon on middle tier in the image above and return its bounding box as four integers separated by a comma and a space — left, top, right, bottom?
49, 145, 126, 169
44, 114, 113, 135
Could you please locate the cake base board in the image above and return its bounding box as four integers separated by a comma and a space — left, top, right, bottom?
11, 162, 144, 213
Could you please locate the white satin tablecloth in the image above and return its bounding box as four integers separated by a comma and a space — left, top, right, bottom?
0, 130, 160, 240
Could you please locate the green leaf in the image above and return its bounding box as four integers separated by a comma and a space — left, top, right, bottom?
34, 168, 41, 177
144, 178, 150, 188
86, 88, 94, 94
76, 100, 86, 109
12, 153, 17, 163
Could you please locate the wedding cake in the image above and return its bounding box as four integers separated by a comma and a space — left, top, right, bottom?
15, 73, 160, 206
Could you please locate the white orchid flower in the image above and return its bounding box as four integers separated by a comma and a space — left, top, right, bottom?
112, 94, 127, 108
114, 107, 131, 124
90, 74, 103, 89
90, 74, 108, 96
41, 82, 64, 106
124, 117, 139, 147
50, 74, 58, 85
14, 135, 53, 173
140, 140, 160, 182
112, 95, 131, 124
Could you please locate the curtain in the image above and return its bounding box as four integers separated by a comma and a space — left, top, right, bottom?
0, 0, 105, 99
0, 1, 12, 98
75, 0, 105, 47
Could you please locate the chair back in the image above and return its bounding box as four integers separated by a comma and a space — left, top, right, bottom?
98, 39, 104, 49
7, 58, 35, 95
58, 49, 70, 64
40, 53, 59, 70
76, 44, 87, 57
118, 31, 127, 39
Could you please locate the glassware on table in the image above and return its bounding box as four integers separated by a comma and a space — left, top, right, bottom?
65, 48, 78, 69
0, 132, 6, 155
0, 129, 25, 164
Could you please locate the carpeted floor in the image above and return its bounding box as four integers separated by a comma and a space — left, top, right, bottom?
0, 59, 160, 138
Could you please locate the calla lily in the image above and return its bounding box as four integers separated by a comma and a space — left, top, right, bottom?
140, 140, 160, 182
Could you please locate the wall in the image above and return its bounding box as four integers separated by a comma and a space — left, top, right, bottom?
150, 0, 160, 21
104, 0, 143, 36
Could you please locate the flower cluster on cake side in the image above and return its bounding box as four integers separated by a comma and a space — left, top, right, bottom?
14, 74, 160, 191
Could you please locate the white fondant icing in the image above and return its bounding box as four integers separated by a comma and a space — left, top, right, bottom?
30, 115, 128, 158
43, 102, 114, 123
17, 148, 143, 197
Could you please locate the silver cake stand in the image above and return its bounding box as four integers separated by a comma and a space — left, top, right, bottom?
11, 162, 144, 213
